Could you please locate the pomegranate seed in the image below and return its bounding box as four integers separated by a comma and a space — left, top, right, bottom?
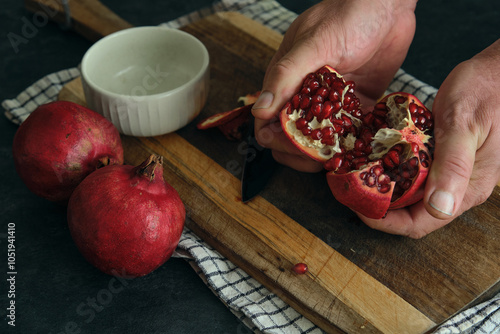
332, 80, 345, 91
321, 138, 335, 145
409, 168, 418, 179
352, 157, 368, 169
295, 118, 308, 130
312, 94, 323, 104
350, 108, 362, 118
411, 142, 419, 154
343, 94, 352, 105
292, 262, 308, 274
300, 96, 311, 109
323, 73, 334, 85
322, 101, 334, 120
351, 150, 365, 157
331, 118, 343, 126
325, 153, 344, 170
345, 152, 355, 161
383, 150, 400, 168
365, 175, 377, 187
331, 123, 343, 134
359, 127, 374, 143
373, 118, 388, 129
374, 102, 386, 110
408, 156, 419, 168
292, 94, 301, 109
392, 144, 404, 154
371, 165, 384, 176
300, 87, 311, 95
321, 127, 335, 139
345, 80, 355, 89
416, 115, 426, 126
342, 115, 353, 127
329, 90, 340, 102
311, 128, 323, 140
378, 174, 390, 185
401, 168, 411, 179
362, 112, 375, 126
378, 184, 392, 193
394, 95, 406, 104
305, 110, 314, 122
354, 139, 365, 152
336, 166, 351, 174
310, 81, 320, 92
372, 108, 387, 118
301, 127, 312, 136
332, 101, 342, 113
399, 179, 412, 190
317, 67, 329, 75
310, 102, 323, 118
419, 150, 430, 168
284, 102, 292, 114
316, 87, 329, 98
409, 102, 418, 114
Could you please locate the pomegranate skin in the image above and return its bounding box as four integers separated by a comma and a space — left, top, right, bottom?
327, 162, 396, 219
67, 155, 186, 278
12, 101, 123, 203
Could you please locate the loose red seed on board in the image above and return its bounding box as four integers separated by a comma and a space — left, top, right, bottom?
292, 263, 308, 274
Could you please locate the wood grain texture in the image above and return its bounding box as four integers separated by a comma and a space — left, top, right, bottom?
56, 11, 500, 334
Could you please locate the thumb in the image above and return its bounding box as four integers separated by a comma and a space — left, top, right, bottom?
424, 127, 477, 219
251, 42, 329, 122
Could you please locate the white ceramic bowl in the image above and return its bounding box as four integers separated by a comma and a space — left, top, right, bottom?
81, 26, 210, 137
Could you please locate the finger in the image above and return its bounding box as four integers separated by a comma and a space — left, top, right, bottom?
251, 40, 331, 122
423, 127, 477, 219
272, 150, 323, 173
253, 117, 296, 152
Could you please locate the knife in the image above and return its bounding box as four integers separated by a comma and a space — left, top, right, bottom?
241, 119, 278, 203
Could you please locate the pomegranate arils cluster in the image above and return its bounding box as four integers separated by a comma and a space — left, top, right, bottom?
280, 65, 434, 219
283, 66, 363, 161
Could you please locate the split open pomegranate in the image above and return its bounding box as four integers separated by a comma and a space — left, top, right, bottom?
280, 65, 434, 219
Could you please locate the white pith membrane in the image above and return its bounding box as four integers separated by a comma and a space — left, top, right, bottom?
286, 91, 431, 171
369, 95, 415, 163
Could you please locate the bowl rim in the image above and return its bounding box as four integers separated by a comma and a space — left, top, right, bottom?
81, 26, 210, 100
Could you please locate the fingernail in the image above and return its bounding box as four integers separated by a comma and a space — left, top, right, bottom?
252, 91, 274, 109
429, 190, 454, 216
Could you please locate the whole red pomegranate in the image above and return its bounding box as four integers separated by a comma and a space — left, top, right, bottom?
67, 155, 185, 278
280, 66, 434, 219
12, 101, 123, 203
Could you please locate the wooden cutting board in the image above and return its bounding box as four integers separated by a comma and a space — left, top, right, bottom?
46, 5, 500, 334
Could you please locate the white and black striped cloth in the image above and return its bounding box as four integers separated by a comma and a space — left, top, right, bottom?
3, 0, 499, 333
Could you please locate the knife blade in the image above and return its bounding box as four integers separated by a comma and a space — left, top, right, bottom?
241, 119, 278, 203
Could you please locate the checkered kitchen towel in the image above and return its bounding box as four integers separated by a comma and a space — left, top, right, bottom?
3, 0, 499, 333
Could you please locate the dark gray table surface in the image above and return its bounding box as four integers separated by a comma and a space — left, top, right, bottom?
1, 1, 498, 333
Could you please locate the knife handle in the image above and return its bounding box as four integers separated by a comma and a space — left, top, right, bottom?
24, 0, 133, 41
